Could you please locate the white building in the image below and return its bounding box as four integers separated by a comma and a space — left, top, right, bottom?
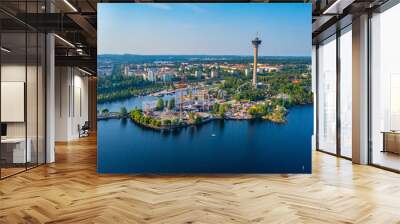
123, 65, 128, 76
211, 70, 218, 78
245, 68, 249, 77
147, 69, 156, 82
143, 101, 157, 112
162, 73, 174, 82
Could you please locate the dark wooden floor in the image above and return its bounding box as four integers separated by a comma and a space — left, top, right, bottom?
1, 135, 400, 223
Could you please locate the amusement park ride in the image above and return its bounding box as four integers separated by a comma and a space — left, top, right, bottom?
176, 75, 211, 120
177, 75, 187, 120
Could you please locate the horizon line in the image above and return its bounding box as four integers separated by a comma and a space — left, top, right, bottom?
98, 54, 311, 57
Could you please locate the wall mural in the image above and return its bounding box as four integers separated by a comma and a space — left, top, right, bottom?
97, 3, 313, 173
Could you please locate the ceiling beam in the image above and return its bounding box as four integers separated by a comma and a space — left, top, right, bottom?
67, 13, 97, 39
55, 55, 96, 73
322, 0, 356, 14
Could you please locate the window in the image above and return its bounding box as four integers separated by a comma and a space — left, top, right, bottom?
370, 3, 400, 171
339, 26, 352, 158
0, 2, 46, 179
317, 35, 337, 154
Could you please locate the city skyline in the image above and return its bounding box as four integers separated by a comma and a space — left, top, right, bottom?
98, 53, 311, 56
98, 3, 311, 56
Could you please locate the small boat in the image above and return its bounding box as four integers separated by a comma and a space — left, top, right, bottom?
211, 133, 216, 137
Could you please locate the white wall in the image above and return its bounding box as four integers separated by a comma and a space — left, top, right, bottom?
55, 66, 70, 141
1, 82, 25, 122
1, 64, 26, 81
55, 67, 89, 141
0, 65, 40, 138
71, 72, 89, 138
1, 63, 46, 164
1, 64, 26, 138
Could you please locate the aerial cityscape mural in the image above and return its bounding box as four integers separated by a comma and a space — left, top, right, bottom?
97, 3, 313, 173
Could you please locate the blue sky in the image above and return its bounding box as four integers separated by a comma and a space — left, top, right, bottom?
98, 3, 311, 56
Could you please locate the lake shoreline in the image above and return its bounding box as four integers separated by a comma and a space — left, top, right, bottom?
97, 94, 312, 131
97, 109, 294, 131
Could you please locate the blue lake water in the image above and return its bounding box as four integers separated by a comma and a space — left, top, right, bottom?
98, 95, 174, 113
97, 99, 313, 173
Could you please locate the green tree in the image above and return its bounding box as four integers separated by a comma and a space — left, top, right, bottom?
162, 119, 171, 126
101, 108, 109, 115
97, 74, 167, 103
119, 106, 128, 117
247, 104, 269, 117
212, 103, 220, 114
188, 112, 196, 121
168, 98, 175, 110
218, 104, 226, 117
144, 116, 151, 124
248, 107, 258, 116
130, 109, 142, 121
171, 118, 179, 126
195, 116, 203, 124
156, 98, 164, 111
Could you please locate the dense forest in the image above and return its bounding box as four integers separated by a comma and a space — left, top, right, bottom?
98, 63, 168, 103
219, 72, 312, 105
97, 75, 168, 103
